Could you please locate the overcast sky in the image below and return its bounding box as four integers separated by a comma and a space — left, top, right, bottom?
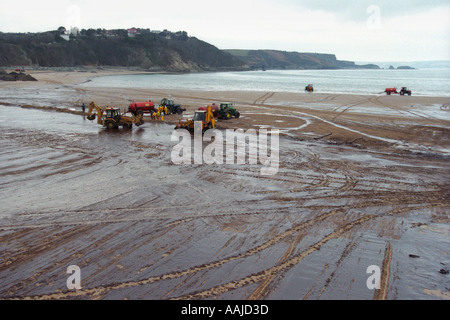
0, 0, 449, 62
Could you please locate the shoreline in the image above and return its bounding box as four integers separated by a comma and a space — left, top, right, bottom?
15, 68, 450, 102
1, 69, 449, 155
2, 67, 450, 98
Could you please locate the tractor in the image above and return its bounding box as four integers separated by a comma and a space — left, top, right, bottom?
399, 87, 412, 96
305, 84, 314, 92
175, 105, 216, 133
384, 87, 412, 96
87, 102, 144, 129
159, 98, 186, 115
217, 102, 240, 120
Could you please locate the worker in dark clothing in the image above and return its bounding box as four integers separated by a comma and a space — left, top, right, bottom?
82, 103, 86, 113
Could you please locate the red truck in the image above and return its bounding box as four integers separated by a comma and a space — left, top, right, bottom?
128, 100, 156, 115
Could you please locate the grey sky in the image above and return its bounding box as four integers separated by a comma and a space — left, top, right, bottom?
280, 0, 450, 19
0, 0, 449, 62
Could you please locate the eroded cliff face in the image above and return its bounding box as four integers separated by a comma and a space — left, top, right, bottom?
225, 49, 380, 70
164, 50, 202, 72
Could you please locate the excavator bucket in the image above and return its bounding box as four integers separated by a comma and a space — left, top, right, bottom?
87, 114, 96, 121
133, 114, 144, 126
135, 118, 144, 126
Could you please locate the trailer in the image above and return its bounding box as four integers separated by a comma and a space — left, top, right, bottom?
128, 100, 156, 115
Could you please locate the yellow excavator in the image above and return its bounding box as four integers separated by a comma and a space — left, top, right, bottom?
175, 105, 216, 133
87, 102, 144, 129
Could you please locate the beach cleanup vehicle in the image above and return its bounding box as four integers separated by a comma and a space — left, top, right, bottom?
87, 102, 144, 129
175, 105, 216, 133
128, 100, 156, 115
399, 87, 412, 95
384, 87, 412, 96
218, 102, 240, 120
159, 98, 186, 115
305, 84, 314, 92
199, 102, 240, 120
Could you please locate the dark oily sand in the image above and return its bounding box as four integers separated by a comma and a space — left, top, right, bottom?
0, 76, 449, 300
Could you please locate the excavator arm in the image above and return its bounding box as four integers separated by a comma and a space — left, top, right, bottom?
205, 105, 216, 129
87, 102, 104, 125
175, 105, 216, 132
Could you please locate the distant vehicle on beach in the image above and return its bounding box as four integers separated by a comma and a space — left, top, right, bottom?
305, 84, 314, 92
384, 87, 412, 96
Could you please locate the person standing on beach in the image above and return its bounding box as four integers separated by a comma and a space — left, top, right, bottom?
82, 103, 86, 113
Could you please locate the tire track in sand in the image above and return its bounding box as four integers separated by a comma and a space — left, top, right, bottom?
174, 204, 445, 300
6, 209, 342, 300
374, 242, 392, 300
5, 201, 447, 300
253, 92, 275, 105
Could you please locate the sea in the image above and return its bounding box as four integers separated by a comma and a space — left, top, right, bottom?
83, 68, 450, 97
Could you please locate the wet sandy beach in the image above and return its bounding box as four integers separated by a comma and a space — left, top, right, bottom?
0, 69, 449, 300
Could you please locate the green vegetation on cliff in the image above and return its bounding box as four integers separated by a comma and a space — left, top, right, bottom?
0, 28, 379, 71
225, 49, 380, 70
0, 28, 248, 72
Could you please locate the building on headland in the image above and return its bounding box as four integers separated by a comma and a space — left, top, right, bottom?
59, 27, 79, 41
127, 28, 141, 38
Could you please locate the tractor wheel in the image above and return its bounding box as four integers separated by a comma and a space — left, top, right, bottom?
235, 111, 240, 118
106, 121, 117, 130
165, 107, 172, 115
177, 108, 183, 115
